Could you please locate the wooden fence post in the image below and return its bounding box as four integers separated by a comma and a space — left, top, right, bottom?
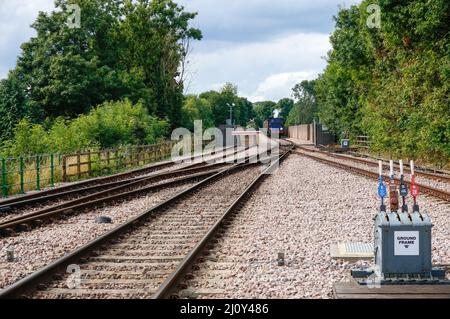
1, 158, 8, 198
115, 149, 120, 170
36, 155, 41, 191
76, 151, 81, 179
87, 150, 92, 177
62, 155, 67, 182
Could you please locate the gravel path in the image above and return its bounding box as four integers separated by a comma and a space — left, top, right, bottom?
185, 154, 449, 299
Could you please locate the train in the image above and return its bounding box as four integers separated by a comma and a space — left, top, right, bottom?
263, 117, 286, 136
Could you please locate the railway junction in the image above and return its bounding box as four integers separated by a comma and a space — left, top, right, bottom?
0, 137, 449, 299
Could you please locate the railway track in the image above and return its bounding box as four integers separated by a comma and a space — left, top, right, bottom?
0, 146, 258, 236
0, 163, 229, 236
295, 149, 450, 202
297, 145, 450, 184
0, 140, 294, 299
0, 145, 238, 209
152, 147, 292, 299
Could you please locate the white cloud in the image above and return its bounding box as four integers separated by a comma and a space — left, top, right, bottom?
0, 0, 55, 79
187, 32, 330, 101
248, 71, 316, 102
179, 0, 362, 41
0, 0, 356, 101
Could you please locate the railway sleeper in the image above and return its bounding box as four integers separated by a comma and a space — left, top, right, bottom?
0, 227, 15, 237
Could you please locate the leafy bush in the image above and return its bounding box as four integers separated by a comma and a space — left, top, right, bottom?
180, 95, 214, 131
1, 99, 170, 157
1, 119, 50, 156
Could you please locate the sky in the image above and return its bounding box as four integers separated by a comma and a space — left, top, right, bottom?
0, 0, 361, 102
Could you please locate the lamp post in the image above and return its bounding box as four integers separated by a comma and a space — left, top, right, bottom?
226, 103, 235, 126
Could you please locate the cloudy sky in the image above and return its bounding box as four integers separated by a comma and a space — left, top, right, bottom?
0, 0, 361, 102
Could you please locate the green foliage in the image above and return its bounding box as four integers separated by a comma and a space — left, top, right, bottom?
253, 101, 277, 128
119, 0, 202, 126
1, 100, 169, 157
314, 5, 371, 137
199, 83, 255, 127
0, 71, 28, 141
2, 119, 50, 156
180, 95, 214, 131
277, 98, 294, 119
314, 0, 449, 165
286, 80, 318, 126
0, 0, 201, 140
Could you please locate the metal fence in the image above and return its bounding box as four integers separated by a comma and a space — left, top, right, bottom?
0, 141, 178, 198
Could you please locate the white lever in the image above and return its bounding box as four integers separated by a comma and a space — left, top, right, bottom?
390, 160, 394, 177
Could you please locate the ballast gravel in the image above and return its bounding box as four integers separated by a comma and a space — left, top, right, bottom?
297, 149, 450, 193
189, 154, 449, 299
0, 182, 193, 289
0, 146, 261, 290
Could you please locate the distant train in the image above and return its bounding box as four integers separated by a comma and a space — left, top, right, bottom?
263, 117, 286, 136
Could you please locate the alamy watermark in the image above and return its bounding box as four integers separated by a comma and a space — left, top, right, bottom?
170, 121, 281, 174
66, 264, 81, 289
366, 4, 381, 29
66, 4, 81, 29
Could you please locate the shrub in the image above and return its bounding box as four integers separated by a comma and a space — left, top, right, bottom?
1, 99, 170, 157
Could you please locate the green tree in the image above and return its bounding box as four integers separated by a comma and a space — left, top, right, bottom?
199, 83, 253, 127
277, 98, 294, 119
0, 0, 201, 141
119, 0, 202, 127
2, 99, 170, 157
287, 80, 318, 126
3, 119, 50, 156
0, 71, 29, 141
314, 5, 372, 137
235, 97, 255, 127
15, 0, 128, 119
253, 101, 276, 128
314, 0, 449, 165
180, 95, 214, 131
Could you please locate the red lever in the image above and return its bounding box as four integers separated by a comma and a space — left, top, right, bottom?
410, 177, 420, 197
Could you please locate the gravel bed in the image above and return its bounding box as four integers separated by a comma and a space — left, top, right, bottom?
0, 182, 196, 289
188, 154, 449, 299
29, 164, 263, 298
0, 146, 257, 225
298, 150, 450, 193
0, 147, 263, 291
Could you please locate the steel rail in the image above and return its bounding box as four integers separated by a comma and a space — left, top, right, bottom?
0, 146, 271, 235
0, 150, 268, 299
0, 162, 231, 213
0, 145, 237, 207
0, 169, 221, 236
295, 150, 450, 203
296, 146, 450, 183
152, 141, 295, 299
